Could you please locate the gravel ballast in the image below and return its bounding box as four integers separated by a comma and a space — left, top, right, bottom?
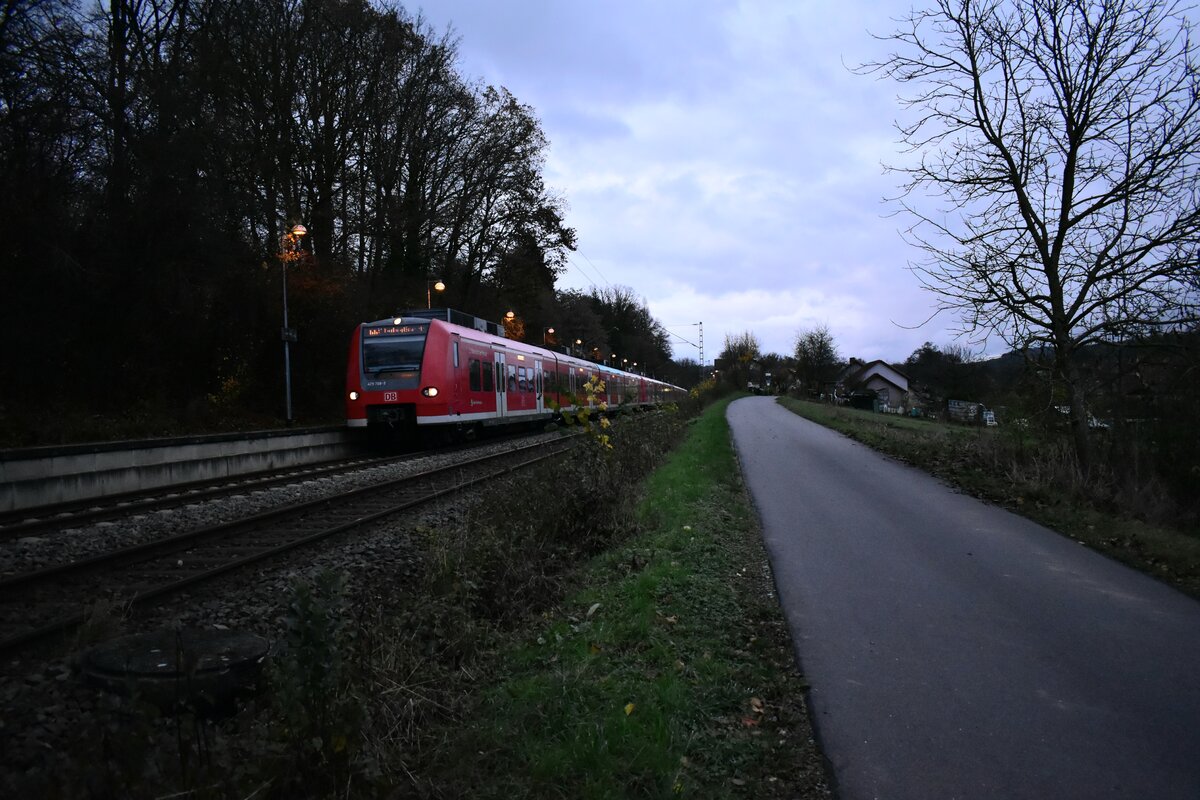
0, 431, 563, 795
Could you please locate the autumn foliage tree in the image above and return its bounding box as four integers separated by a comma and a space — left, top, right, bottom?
0, 0, 577, 438
716, 331, 762, 389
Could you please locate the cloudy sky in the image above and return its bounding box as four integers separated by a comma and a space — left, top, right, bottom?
417, 0, 972, 365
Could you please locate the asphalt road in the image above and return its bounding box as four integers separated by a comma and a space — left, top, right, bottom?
727, 397, 1200, 800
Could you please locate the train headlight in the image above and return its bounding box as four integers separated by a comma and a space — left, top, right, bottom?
421, 386, 439, 398
349, 391, 359, 401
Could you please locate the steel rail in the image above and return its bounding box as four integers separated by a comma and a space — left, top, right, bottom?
0, 453, 401, 540
0, 436, 577, 657
0, 431, 544, 539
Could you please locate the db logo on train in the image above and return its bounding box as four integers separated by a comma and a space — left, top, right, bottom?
384, 392, 398, 402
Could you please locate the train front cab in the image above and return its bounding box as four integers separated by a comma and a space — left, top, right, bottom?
345, 318, 442, 438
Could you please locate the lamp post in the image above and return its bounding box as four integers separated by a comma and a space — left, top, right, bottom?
426, 278, 445, 309
281, 223, 306, 425
542, 326, 555, 345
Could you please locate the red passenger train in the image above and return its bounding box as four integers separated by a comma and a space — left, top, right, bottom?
345, 308, 683, 439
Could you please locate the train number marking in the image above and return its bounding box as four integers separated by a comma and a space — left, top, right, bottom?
384, 392, 398, 402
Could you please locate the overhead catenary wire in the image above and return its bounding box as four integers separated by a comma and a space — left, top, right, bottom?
577, 250, 611, 287
564, 254, 600, 288
664, 322, 704, 370
563, 249, 610, 291
665, 330, 699, 350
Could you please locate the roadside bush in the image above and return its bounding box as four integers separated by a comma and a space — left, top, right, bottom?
426, 414, 689, 624
265, 570, 369, 797
15, 412, 697, 799
345, 411, 694, 793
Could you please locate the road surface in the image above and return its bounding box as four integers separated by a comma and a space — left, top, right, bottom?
727, 396, 1200, 800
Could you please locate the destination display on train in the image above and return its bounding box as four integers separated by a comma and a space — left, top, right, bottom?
365, 323, 428, 337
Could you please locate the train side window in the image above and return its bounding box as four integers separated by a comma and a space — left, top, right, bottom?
483, 361, 494, 392
507, 365, 517, 393
453, 341, 460, 368
468, 358, 481, 392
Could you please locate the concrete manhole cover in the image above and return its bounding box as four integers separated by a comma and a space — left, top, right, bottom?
82, 628, 269, 713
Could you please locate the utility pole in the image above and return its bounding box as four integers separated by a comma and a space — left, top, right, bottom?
667, 322, 705, 382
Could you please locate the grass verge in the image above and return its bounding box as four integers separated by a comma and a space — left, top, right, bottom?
778, 396, 1200, 599
2, 402, 830, 798
416, 396, 832, 799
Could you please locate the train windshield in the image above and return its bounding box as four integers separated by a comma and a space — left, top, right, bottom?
362, 326, 428, 373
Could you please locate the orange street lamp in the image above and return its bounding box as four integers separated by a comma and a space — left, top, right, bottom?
281, 223, 306, 425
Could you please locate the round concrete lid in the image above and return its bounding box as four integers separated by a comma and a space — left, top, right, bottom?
82, 628, 269, 713
84, 628, 268, 678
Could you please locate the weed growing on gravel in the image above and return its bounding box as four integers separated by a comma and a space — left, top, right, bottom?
345, 412, 693, 792
407, 397, 832, 799
265, 569, 369, 796
7, 411, 704, 799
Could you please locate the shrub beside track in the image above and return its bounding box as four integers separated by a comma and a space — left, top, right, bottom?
1, 402, 832, 798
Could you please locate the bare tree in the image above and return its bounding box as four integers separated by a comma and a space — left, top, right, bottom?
865, 0, 1200, 470
793, 324, 841, 394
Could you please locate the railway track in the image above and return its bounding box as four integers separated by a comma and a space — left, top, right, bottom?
0, 436, 576, 657
0, 452, 409, 541
0, 430, 549, 541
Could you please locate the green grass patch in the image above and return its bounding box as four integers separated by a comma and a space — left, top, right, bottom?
422, 397, 831, 799
778, 396, 1200, 598
8, 407, 830, 798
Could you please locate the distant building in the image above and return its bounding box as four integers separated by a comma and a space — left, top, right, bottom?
836, 359, 911, 411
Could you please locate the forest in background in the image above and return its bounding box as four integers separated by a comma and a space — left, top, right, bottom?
0, 0, 691, 446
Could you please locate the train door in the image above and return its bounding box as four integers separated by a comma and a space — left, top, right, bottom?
534, 358, 545, 413
451, 333, 461, 409
494, 350, 507, 417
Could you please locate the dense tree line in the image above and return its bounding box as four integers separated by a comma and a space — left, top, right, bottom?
0, 1, 680, 442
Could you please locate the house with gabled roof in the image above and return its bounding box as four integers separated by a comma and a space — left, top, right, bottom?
836, 358, 911, 411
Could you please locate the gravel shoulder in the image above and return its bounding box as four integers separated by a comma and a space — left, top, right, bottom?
0, 432, 562, 795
